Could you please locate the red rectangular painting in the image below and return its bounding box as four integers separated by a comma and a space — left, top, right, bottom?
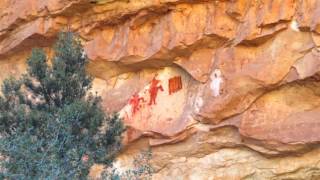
168, 76, 182, 95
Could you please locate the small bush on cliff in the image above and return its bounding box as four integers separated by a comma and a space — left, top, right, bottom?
102, 148, 154, 180
0, 32, 124, 179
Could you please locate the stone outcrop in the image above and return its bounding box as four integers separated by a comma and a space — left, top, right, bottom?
2, 0, 320, 179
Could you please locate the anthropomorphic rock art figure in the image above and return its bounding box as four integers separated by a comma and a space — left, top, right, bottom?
290, 19, 300, 32
148, 74, 164, 106
210, 69, 223, 97
129, 92, 145, 115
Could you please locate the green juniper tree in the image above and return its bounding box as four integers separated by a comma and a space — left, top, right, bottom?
0, 32, 124, 179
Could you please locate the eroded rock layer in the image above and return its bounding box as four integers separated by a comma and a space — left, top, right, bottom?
2, 0, 320, 179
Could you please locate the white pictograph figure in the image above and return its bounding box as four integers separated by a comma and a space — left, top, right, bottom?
210, 69, 223, 97
290, 20, 300, 32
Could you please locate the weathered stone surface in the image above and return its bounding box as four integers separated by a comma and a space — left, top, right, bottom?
195, 28, 315, 125
115, 128, 320, 180
240, 80, 320, 145
152, 146, 320, 180
3, 0, 320, 179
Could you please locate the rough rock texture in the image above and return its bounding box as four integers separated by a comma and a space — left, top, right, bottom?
2, 0, 320, 179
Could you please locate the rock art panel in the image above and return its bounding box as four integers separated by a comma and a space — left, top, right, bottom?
118, 66, 195, 143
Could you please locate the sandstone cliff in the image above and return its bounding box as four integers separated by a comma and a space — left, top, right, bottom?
2, 0, 320, 179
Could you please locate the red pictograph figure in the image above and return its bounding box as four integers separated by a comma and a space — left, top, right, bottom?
129, 92, 145, 115
148, 74, 164, 106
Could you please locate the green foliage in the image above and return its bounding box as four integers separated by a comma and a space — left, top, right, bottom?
0, 32, 124, 179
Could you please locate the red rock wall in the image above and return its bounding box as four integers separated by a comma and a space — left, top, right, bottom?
2, 0, 320, 179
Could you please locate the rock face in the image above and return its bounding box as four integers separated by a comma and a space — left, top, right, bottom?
2, 0, 320, 179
